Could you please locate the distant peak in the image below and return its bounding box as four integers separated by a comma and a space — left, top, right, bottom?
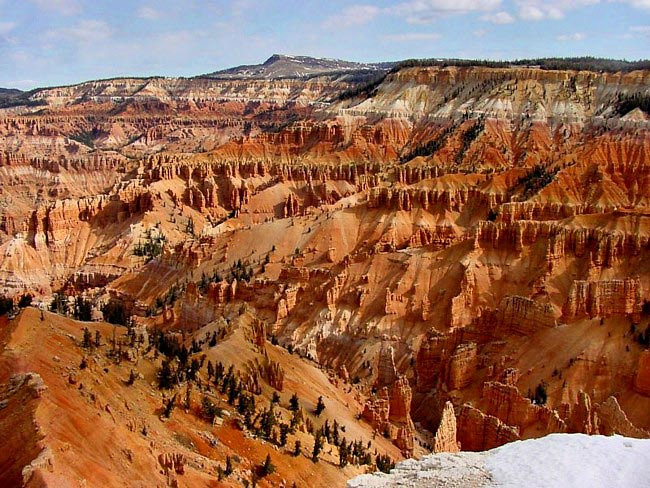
263, 54, 286, 65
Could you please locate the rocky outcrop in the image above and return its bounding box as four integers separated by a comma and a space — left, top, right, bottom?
447, 343, 477, 390
634, 350, 650, 396
363, 345, 415, 455
483, 381, 566, 435
432, 402, 460, 453
472, 221, 649, 270
415, 331, 446, 392
158, 452, 186, 475
498, 296, 556, 336
563, 278, 642, 321
376, 344, 399, 388
449, 263, 477, 329
456, 404, 520, 451
595, 396, 649, 438
567, 391, 598, 435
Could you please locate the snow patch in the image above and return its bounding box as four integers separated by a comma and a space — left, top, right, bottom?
348, 434, 650, 488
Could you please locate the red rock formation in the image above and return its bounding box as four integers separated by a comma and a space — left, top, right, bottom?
158, 452, 185, 475
376, 344, 399, 388
563, 278, 642, 321
447, 343, 477, 390
433, 401, 460, 453
483, 381, 566, 434
634, 350, 650, 396
498, 296, 556, 336
415, 331, 445, 392
456, 403, 520, 451
362, 345, 415, 454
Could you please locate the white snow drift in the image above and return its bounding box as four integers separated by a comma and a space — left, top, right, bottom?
348, 434, 650, 488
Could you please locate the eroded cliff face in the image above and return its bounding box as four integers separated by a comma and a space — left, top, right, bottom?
0, 62, 649, 469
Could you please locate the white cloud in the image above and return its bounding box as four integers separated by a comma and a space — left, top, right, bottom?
392, 0, 502, 24
557, 32, 586, 41
322, 5, 380, 29
383, 32, 441, 41
45, 19, 113, 44
624, 0, 650, 7
0, 21, 15, 36
325, 1, 502, 28
27, 0, 81, 15
137, 6, 162, 20
324, 0, 650, 31
515, 0, 599, 21
625, 25, 650, 38
473, 28, 488, 37
482, 11, 515, 24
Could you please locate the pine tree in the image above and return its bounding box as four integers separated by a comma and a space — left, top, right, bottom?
164, 393, 177, 418
207, 360, 214, 380
158, 360, 174, 389
332, 419, 340, 446
289, 392, 299, 412
127, 369, 137, 385
227, 378, 240, 405
375, 454, 394, 474
323, 420, 331, 442
279, 423, 289, 447
293, 440, 302, 457
82, 327, 92, 348
339, 438, 349, 467
224, 455, 233, 476
261, 454, 275, 477
312, 431, 323, 463
94, 330, 101, 347
315, 395, 325, 416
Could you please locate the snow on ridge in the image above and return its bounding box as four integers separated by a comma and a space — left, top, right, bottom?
348, 434, 650, 488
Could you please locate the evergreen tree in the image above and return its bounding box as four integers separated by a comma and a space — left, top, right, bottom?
75, 297, 92, 321
323, 420, 331, 442
279, 423, 289, 447
82, 327, 93, 348
207, 360, 214, 380
312, 431, 323, 463
260, 454, 275, 477
158, 360, 174, 389
164, 393, 177, 418
339, 438, 349, 467
224, 455, 233, 476
227, 378, 240, 405
332, 419, 340, 446
293, 440, 302, 457
315, 395, 325, 416
375, 454, 394, 474
289, 392, 299, 412
127, 369, 137, 385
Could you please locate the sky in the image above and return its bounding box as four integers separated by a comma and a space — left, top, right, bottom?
1, 0, 649, 90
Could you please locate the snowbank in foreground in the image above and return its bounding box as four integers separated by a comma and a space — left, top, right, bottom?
348, 434, 650, 488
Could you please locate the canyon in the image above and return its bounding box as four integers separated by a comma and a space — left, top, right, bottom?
0, 54, 649, 487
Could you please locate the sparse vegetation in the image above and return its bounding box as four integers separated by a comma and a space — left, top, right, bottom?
101, 301, 127, 325
133, 228, 166, 262
517, 165, 558, 199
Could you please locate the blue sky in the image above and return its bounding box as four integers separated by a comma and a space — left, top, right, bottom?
1, 0, 649, 89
